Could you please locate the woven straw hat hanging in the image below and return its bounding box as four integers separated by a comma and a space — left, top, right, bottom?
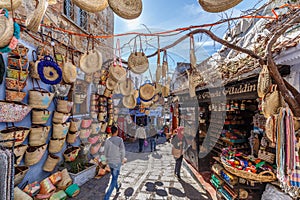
80, 35, 103, 74
73, 0, 108, 13
108, 0, 142, 19
25, 0, 49, 32
0, 9, 14, 48
122, 94, 136, 109
198, 0, 243, 13
162, 50, 168, 78
120, 71, 134, 96
0, 0, 22, 11
128, 36, 149, 74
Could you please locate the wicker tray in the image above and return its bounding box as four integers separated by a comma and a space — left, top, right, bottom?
221, 158, 277, 182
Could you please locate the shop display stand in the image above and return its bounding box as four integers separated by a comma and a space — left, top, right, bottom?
0, 138, 16, 200
212, 157, 266, 200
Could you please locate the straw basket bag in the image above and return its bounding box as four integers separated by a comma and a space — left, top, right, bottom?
81, 118, 92, 128
14, 187, 33, 200
139, 81, 155, 102
262, 84, 285, 118
122, 94, 136, 109
43, 153, 60, 172
62, 54, 77, 83
31, 109, 51, 124
5, 90, 26, 102
39, 177, 56, 194
52, 122, 70, 139
25, 0, 49, 32
69, 118, 81, 132
57, 169, 72, 190
91, 122, 101, 134
25, 144, 48, 166
63, 146, 80, 162
257, 65, 272, 98
57, 99, 73, 114
14, 144, 28, 166
108, 0, 142, 19
0, 8, 14, 48
128, 52, 149, 74
29, 125, 50, 146
67, 131, 78, 144
79, 48, 102, 74
0, 126, 30, 147
120, 78, 134, 96
73, 0, 108, 12
90, 142, 102, 155
0, 0, 22, 11
15, 166, 30, 186
48, 137, 66, 153
74, 93, 87, 104
29, 88, 54, 109
52, 111, 70, 124
79, 128, 92, 139
109, 64, 127, 82
198, 0, 243, 13
265, 115, 277, 147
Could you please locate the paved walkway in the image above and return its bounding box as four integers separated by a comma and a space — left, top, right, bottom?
71, 137, 212, 200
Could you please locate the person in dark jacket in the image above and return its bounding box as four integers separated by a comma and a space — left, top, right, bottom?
149, 125, 158, 152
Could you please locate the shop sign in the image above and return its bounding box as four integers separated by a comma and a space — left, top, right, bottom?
197, 83, 257, 100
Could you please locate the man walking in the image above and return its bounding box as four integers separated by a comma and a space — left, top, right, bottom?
135, 124, 147, 153
104, 126, 126, 200
149, 125, 158, 152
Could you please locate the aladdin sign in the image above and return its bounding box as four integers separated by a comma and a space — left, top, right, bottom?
198, 83, 257, 100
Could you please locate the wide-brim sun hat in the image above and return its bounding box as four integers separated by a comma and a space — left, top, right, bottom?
109, 63, 127, 82
108, 0, 142, 20
128, 52, 149, 74
106, 77, 117, 91
120, 78, 134, 96
80, 49, 103, 74
25, 0, 49, 32
122, 95, 136, 109
0, 0, 22, 11
0, 9, 14, 48
73, 0, 108, 13
139, 82, 155, 101
198, 0, 243, 13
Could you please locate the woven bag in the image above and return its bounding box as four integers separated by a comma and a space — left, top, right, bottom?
139, 81, 155, 101
49, 171, 62, 185
48, 137, 66, 153
15, 166, 29, 186
29, 125, 50, 146
91, 122, 101, 134
69, 118, 81, 132
52, 122, 70, 139
31, 109, 51, 124
0, 101, 32, 123
25, 144, 47, 166
14, 187, 33, 200
258, 149, 275, 164
52, 111, 70, 124
90, 142, 101, 155
63, 146, 80, 162
56, 99, 73, 114
14, 144, 28, 165
198, 0, 242, 13
262, 84, 285, 118
56, 169, 72, 190
67, 131, 78, 144
81, 118, 92, 128
0, 126, 30, 147
42, 153, 60, 172
5, 90, 26, 102
39, 177, 56, 194
28, 88, 54, 109
162, 50, 168, 78
51, 84, 71, 97
265, 115, 277, 147
257, 65, 272, 98
79, 128, 92, 139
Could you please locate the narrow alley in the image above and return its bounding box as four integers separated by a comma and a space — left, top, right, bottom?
71, 137, 212, 200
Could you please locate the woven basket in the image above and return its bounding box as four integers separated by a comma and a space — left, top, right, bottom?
74, 93, 86, 104
5, 90, 26, 102
0, 126, 30, 147
198, 0, 243, 13
257, 65, 272, 98
108, 0, 142, 19
52, 111, 70, 124
57, 99, 73, 114
127, 52, 149, 74
39, 177, 56, 194
29, 125, 50, 146
6, 66, 28, 81
0, 0, 22, 11
0, 8, 14, 48
91, 122, 101, 134
88, 134, 100, 144
5, 78, 27, 91
29, 89, 54, 109
14, 144, 28, 166
15, 165, 29, 186
81, 118, 92, 128
69, 118, 81, 132
48, 137, 66, 154
14, 187, 33, 200
258, 150, 275, 164
90, 142, 101, 155
31, 109, 51, 124
57, 169, 72, 190
25, 0, 48, 32
43, 153, 60, 172
139, 82, 155, 101
63, 146, 80, 162
109, 64, 127, 82
52, 122, 70, 139
25, 144, 47, 166
221, 159, 276, 182
73, 0, 108, 12
8, 55, 28, 69
262, 84, 285, 118
79, 128, 92, 139
67, 131, 78, 144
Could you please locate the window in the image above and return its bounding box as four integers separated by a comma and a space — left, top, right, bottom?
64, 0, 88, 30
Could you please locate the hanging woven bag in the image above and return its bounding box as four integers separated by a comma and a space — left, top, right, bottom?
29, 125, 50, 146
31, 109, 51, 124
28, 88, 54, 109
14, 144, 28, 165
63, 146, 80, 162
14, 166, 30, 186
42, 153, 60, 172
48, 137, 66, 154
52, 111, 70, 124
198, 0, 242, 13
262, 84, 285, 118
25, 144, 47, 166
56, 99, 73, 114
257, 65, 272, 98
56, 169, 72, 190
0, 125, 30, 147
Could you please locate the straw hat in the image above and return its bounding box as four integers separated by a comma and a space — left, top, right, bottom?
80, 49, 103, 74
0, 0, 22, 11
73, 0, 108, 13
122, 95, 136, 109
198, 0, 242, 13
0, 9, 14, 48
108, 0, 142, 19
25, 0, 49, 32
139, 82, 155, 101
128, 52, 149, 74
62, 61, 77, 83
114, 83, 121, 94
120, 78, 134, 96
109, 64, 126, 82
106, 77, 117, 90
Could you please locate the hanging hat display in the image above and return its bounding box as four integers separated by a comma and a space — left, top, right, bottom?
120, 78, 134, 96
0, 0, 22, 11
73, 0, 108, 13
122, 94, 136, 109
198, 0, 242, 13
108, 0, 142, 19
38, 55, 62, 85
25, 0, 49, 32
128, 36, 149, 74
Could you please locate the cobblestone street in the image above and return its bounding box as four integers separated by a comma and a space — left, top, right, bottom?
72, 137, 212, 200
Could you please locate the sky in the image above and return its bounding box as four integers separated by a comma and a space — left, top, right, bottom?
113, 0, 267, 80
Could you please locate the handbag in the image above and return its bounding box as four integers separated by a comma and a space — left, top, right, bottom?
69, 118, 81, 132
265, 115, 277, 147
262, 84, 285, 118
5, 89, 26, 102
0, 124, 30, 147
25, 144, 48, 166
49, 190, 67, 200
63, 145, 80, 162
257, 65, 272, 98
31, 109, 51, 124
42, 153, 60, 172
48, 171, 62, 185
14, 144, 28, 165
0, 101, 32, 122
28, 88, 54, 109
39, 177, 56, 194
48, 137, 66, 153
56, 169, 72, 190
51, 84, 71, 97
81, 117, 92, 128
79, 128, 92, 139
258, 149, 275, 164
65, 184, 80, 197
144, 139, 148, 147
52, 111, 70, 124
29, 125, 50, 146
37, 55, 62, 85
56, 99, 73, 114
14, 166, 30, 186
23, 181, 40, 197
90, 142, 102, 155
67, 131, 78, 144
14, 187, 33, 200
52, 122, 70, 139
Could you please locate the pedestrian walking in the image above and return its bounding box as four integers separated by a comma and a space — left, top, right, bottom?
104, 126, 126, 200
149, 125, 158, 152
171, 126, 188, 179
135, 124, 147, 153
